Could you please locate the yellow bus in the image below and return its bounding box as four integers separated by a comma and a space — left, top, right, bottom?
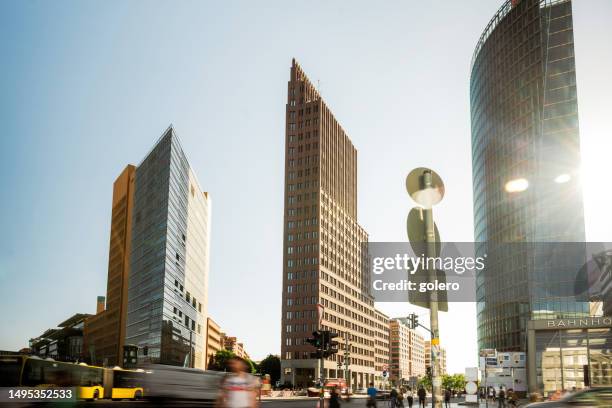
0, 355, 144, 401
109, 366, 145, 400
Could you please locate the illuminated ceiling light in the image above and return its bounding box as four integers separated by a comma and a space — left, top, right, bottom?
554, 173, 571, 184
505, 178, 529, 193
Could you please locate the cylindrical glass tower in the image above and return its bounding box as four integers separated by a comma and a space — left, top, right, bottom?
470, 0, 587, 352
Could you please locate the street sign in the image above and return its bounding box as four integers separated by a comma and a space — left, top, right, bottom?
406, 207, 448, 312
406, 167, 445, 208
407, 207, 441, 255
431, 338, 440, 346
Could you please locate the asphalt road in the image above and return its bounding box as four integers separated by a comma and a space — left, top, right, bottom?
6, 397, 469, 408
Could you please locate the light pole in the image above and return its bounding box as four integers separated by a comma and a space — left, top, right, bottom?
406, 167, 446, 408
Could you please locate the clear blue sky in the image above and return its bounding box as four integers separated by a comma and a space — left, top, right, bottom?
1, 1, 611, 374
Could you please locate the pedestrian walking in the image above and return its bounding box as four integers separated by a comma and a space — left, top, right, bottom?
397, 387, 405, 408
329, 387, 341, 408
417, 386, 426, 408
216, 357, 259, 408
507, 388, 517, 407
497, 386, 506, 408
444, 389, 451, 408
406, 388, 414, 408
366, 383, 378, 408
390, 388, 399, 408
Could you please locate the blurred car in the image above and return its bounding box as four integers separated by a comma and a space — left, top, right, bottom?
354, 388, 368, 395
525, 387, 612, 407
142, 364, 225, 404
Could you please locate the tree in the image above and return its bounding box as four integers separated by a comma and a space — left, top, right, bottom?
442, 374, 454, 391
451, 373, 467, 393
442, 374, 467, 394
244, 358, 256, 374
209, 349, 236, 371
257, 354, 281, 385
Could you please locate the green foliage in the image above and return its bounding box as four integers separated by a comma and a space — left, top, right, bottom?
257, 354, 281, 385
442, 374, 467, 392
244, 358, 256, 374
419, 373, 466, 393
209, 349, 257, 374
209, 349, 236, 371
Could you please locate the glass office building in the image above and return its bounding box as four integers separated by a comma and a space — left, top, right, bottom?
527, 317, 612, 394
125, 126, 211, 369
470, 0, 588, 354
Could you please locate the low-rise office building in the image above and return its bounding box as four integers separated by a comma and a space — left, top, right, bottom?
30, 313, 91, 362
527, 316, 612, 395
205, 317, 223, 369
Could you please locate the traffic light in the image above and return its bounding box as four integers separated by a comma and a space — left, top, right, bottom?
407, 313, 419, 329
323, 331, 339, 357
306, 331, 322, 349
307, 331, 324, 359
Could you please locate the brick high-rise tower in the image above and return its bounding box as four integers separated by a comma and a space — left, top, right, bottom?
280, 59, 388, 388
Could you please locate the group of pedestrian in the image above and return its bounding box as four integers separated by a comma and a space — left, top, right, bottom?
481, 385, 518, 408
388, 385, 415, 408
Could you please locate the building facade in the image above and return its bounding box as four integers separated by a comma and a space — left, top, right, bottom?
83, 165, 135, 367
205, 317, 223, 369
390, 319, 426, 384
373, 310, 391, 387
125, 126, 211, 369
280, 59, 384, 389
470, 0, 588, 355
30, 313, 91, 363
223, 335, 250, 360
527, 317, 611, 394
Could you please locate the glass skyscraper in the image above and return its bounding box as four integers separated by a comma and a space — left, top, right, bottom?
470, 0, 587, 353
125, 126, 211, 369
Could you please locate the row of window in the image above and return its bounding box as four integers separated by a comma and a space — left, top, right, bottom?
286, 283, 317, 293
286, 258, 318, 268
287, 193, 317, 204
287, 181, 317, 192
287, 164, 319, 177
288, 130, 318, 143
286, 205, 317, 217
287, 218, 317, 229
287, 244, 318, 255
287, 118, 318, 131
287, 231, 318, 242
287, 270, 317, 280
